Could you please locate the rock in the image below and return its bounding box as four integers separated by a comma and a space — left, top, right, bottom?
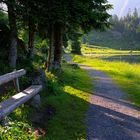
32, 69, 47, 89
0, 117, 9, 126
70, 63, 80, 69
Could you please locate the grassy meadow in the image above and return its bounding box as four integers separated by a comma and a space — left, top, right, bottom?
72, 46, 140, 107
81, 44, 140, 55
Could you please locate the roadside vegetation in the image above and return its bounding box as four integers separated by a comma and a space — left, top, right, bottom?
0, 63, 92, 140
42, 64, 92, 140
73, 53, 140, 107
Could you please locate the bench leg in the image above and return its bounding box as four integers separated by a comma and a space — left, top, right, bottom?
29, 94, 41, 109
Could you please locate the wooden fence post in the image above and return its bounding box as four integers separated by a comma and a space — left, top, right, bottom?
13, 78, 20, 92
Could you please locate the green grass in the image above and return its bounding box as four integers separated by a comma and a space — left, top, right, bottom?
81, 44, 140, 55
41, 64, 92, 140
73, 55, 140, 107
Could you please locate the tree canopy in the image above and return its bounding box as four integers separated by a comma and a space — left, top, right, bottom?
0, 0, 112, 69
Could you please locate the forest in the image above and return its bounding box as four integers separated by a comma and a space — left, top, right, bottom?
84, 8, 140, 50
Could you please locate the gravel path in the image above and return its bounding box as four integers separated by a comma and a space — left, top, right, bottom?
64, 54, 140, 140
81, 66, 140, 140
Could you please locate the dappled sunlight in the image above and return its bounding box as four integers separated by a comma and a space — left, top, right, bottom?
64, 85, 91, 102
13, 92, 26, 99
81, 45, 140, 55
89, 94, 140, 119
63, 84, 140, 120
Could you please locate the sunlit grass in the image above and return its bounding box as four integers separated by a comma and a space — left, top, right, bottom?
64, 86, 90, 102
73, 55, 140, 107
81, 44, 140, 55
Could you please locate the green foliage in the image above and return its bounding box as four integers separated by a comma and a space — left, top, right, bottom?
0, 61, 12, 75
0, 89, 36, 140
71, 39, 81, 54
0, 121, 35, 140
0, 15, 10, 69
45, 71, 61, 95
0, 88, 16, 102
37, 39, 48, 49
0, 11, 8, 24
18, 29, 28, 45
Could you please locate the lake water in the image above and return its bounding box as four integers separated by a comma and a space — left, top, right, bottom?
102, 55, 140, 64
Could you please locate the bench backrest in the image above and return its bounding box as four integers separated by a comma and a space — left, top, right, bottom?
0, 69, 43, 121
0, 85, 42, 119
0, 69, 26, 86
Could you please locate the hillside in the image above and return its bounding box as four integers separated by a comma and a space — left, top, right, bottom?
83, 30, 140, 50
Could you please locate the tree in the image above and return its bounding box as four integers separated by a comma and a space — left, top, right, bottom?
1, 0, 112, 70
68, 31, 83, 54
15, 0, 39, 59
7, 0, 18, 68
84, 8, 140, 50
40, 0, 112, 70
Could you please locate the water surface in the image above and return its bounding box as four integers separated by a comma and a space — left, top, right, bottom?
102, 55, 140, 64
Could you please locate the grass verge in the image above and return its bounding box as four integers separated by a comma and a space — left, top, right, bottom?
41, 64, 92, 140
81, 44, 140, 55
73, 55, 140, 107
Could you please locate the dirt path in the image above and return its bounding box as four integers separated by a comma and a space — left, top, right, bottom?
81, 66, 140, 140
64, 54, 140, 140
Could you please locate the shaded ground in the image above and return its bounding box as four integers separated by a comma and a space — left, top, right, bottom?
29, 105, 55, 138
64, 54, 140, 140
82, 66, 140, 140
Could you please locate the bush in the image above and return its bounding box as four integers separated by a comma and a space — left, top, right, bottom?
0, 121, 35, 140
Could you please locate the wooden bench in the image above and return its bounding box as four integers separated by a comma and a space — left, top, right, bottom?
0, 69, 42, 124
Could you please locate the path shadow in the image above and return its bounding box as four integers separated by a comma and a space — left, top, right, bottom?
86, 103, 140, 140
92, 92, 140, 111
60, 88, 140, 140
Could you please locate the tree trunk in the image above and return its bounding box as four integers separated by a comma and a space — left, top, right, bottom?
7, 0, 17, 68
53, 22, 63, 69
28, 20, 35, 59
47, 25, 55, 71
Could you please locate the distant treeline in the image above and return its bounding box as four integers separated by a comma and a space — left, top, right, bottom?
83, 8, 140, 50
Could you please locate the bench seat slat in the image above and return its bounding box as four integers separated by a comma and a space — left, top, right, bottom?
0, 69, 26, 86
0, 85, 42, 119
